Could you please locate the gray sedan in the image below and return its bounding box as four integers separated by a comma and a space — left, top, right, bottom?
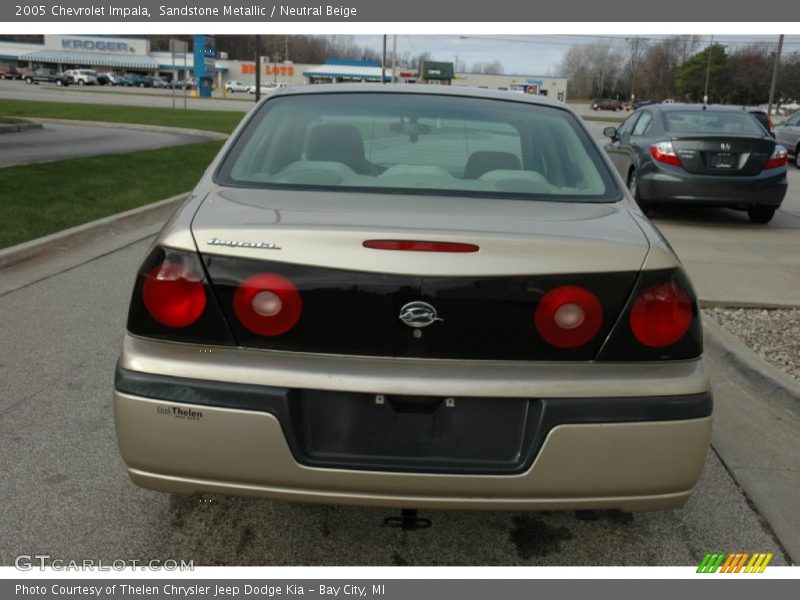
603, 104, 788, 223
775, 111, 800, 169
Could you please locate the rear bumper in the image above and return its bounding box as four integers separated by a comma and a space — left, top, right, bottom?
114, 336, 712, 511
638, 165, 787, 208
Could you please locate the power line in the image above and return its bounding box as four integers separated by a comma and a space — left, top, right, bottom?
455, 34, 800, 49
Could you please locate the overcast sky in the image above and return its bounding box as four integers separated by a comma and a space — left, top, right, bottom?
353, 35, 800, 76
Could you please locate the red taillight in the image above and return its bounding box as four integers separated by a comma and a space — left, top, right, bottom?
142, 261, 207, 328
764, 145, 788, 170
363, 240, 479, 253
534, 285, 603, 348
650, 141, 682, 167
233, 273, 302, 336
629, 283, 692, 348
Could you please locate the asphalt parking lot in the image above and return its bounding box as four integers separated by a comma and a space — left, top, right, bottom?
0, 78, 254, 112
0, 123, 211, 167
1, 83, 798, 567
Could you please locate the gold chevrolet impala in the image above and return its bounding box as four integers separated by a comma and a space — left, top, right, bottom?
114, 85, 711, 513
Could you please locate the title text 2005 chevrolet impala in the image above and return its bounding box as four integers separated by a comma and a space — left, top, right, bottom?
114, 85, 711, 512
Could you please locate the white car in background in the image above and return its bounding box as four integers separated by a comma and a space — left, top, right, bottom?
225, 80, 249, 93
247, 81, 287, 94
64, 69, 98, 85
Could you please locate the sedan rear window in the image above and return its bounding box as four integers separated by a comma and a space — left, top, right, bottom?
216, 92, 620, 202
664, 110, 764, 135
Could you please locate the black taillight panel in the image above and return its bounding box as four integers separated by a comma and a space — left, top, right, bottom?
203, 253, 641, 361
126, 247, 236, 346
596, 268, 702, 361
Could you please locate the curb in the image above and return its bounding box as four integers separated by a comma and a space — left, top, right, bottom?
0, 122, 43, 134
29, 117, 229, 140
0, 193, 188, 270
702, 315, 800, 409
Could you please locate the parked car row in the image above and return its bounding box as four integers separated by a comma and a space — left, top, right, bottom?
2, 65, 189, 89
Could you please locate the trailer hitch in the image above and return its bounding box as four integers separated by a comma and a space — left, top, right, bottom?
383, 508, 432, 531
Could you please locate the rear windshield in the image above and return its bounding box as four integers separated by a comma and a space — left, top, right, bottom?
216, 92, 620, 202
664, 110, 764, 135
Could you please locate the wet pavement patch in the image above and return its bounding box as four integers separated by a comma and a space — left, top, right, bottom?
509, 515, 573, 560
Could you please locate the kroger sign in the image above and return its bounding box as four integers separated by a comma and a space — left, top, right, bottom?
44, 35, 149, 55
62, 39, 135, 52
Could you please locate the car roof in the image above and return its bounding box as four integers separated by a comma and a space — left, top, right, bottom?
649, 103, 766, 114
270, 82, 572, 111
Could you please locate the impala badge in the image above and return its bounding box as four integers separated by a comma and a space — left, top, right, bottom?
207, 237, 281, 250
399, 301, 443, 328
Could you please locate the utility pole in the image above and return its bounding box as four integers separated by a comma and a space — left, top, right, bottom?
392, 34, 397, 83
255, 34, 261, 103
767, 34, 785, 119
382, 34, 387, 84
703, 35, 714, 105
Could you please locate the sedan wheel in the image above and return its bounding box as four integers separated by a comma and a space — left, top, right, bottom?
25, 77, 33, 85
795, 149, 800, 169
56, 80, 63, 87
78, 80, 84, 85
628, 171, 651, 215
747, 206, 776, 224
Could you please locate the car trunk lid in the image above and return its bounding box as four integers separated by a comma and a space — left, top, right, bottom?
188, 189, 649, 361
190, 188, 649, 276
671, 135, 776, 175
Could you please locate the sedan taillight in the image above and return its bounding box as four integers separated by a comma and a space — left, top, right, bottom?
126, 247, 236, 346
142, 261, 206, 328
596, 268, 702, 361
629, 283, 693, 348
764, 145, 788, 170
535, 285, 603, 348
233, 273, 303, 336
650, 141, 682, 167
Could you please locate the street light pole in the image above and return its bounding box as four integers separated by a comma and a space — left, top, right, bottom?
767, 34, 785, 120
392, 34, 397, 83
255, 34, 261, 103
382, 34, 387, 84
703, 35, 713, 105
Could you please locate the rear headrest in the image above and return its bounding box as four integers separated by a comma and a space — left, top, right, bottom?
307, 124, 370, 174
464, 151, 522, 179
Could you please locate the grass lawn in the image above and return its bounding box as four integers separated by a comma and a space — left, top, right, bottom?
0, 99, 243, 134
0, 116, 32, 124
0, 140, 224, 249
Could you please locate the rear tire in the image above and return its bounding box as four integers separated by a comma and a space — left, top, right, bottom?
795, 147, 800, 169
748, 207, 776, 224
627, 169, 651, 214
25, 77, 33, 85
56, 80, 63, 87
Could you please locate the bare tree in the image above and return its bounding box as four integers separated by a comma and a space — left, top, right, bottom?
560, 43, 625, 99
469, 60, 505, 75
